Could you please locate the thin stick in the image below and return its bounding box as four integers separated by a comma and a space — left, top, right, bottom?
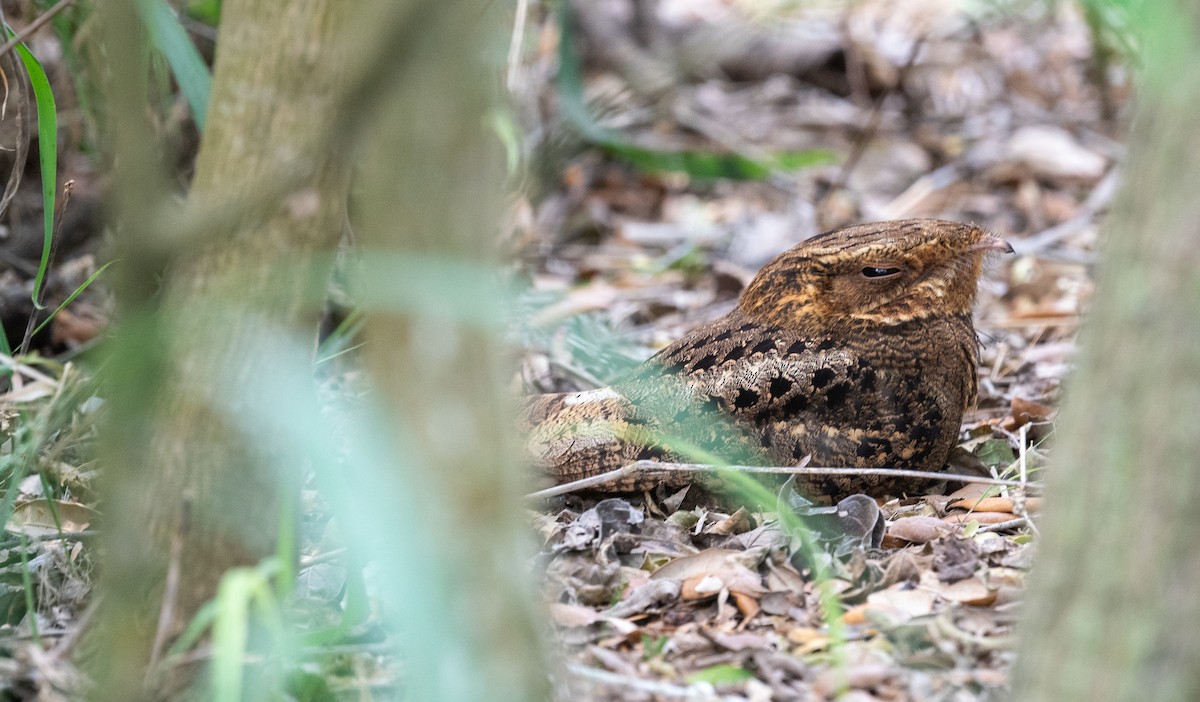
505, 0, 529, 91
0, 0, 76, 61
18, 180, 74, 356
527, 460, 1042, 500
148, 494, 192, 672
0, 352, 60, 385
565, 663, 741, 701
977, 517, 1028, 533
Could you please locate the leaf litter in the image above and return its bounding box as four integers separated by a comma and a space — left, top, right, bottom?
517, 0, 1118, 698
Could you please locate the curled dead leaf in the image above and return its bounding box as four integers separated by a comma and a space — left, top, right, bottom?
948, 496, 1016, 513
886, 516, 954, 544
1009, 396, 1055, 428
927, 575, 997, 606
7, 499, 98, 537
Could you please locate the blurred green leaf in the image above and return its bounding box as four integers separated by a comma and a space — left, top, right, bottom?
641, 633, 668, 660
605, 141, 834, 180
286, 669, 335, 702
555, 4, 833, 180
976, 439, 1017, 468
137, 0, 212, 129
32, 260, 115, 337
186, 0, 222, 26
210, 569, 260, 700
9, 39, 56, 311
685, 663, 754, 685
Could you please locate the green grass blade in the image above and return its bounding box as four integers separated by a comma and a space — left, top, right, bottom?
186, 0, 222, 26
137, 0, 212, 130
554, 4, 833, 180
11, 40, 56, 311
32, 260, 115, 337
210, 569, 263, 702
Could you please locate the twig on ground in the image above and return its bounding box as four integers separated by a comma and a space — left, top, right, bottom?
565, 663, 738, 701
1011, 167, 1119, 257
19, 180, 75, 357
976, 517, 1029, 533
1013, 422, 1040, 537
0, 0, 76, 62
0, 353, 61, 386
148, 494, 191, 673
527, 460, 1042, 500
878, 164, 962, 219
505, 0, 529, 91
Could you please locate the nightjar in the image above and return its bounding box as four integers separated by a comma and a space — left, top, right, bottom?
522, 219, 1012, 499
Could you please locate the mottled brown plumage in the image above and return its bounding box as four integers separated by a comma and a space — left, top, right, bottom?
522, 219, 1012, 499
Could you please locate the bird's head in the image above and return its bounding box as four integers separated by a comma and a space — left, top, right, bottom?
738, 219, 1012, 329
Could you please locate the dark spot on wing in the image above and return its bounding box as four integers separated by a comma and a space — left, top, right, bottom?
751, 339, 776, 355
734, 389, 759, 409
826, 382, 850, 407
783, 394, 809, 414
856, 437, 892, 458
812, 368, 836, 388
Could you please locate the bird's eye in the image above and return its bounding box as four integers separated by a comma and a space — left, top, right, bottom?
861, 266, 902, 278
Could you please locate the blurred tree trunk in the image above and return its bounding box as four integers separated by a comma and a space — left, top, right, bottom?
353, 3, 551, 701
94, 0, 547, 699
94, 0, 349, 697
1011, 4, 1200, 701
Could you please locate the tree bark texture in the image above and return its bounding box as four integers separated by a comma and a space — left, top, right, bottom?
1011, 5, 1200, 701
94, 0, 348, 697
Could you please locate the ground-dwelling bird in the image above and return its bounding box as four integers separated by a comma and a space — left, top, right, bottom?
522, 219, 1013, 499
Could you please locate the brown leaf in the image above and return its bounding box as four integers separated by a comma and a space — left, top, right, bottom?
7, 499, 97, 537
947, 496, 1016, 513
927, 575, 997, 606
861, 585, 938, 623
730, 591, 761, 621
549, 603, 602, 628
51, 307, 107, 348
886, 516, 954, 545
1010, 396, 1055, 427
704, 507, 752, 536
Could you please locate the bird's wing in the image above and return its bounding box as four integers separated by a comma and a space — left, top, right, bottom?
616, 314, 866, 465
520, 388, 635, 481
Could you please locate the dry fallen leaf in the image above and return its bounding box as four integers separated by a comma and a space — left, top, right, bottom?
1009, 396, 1056, 427
947, 496, 1018, 513
886, 516, 955, 545
924, 574, 997, 606
7, 499, 98, 537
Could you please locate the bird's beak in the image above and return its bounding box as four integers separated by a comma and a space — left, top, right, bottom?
973, 235, 1015, 254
